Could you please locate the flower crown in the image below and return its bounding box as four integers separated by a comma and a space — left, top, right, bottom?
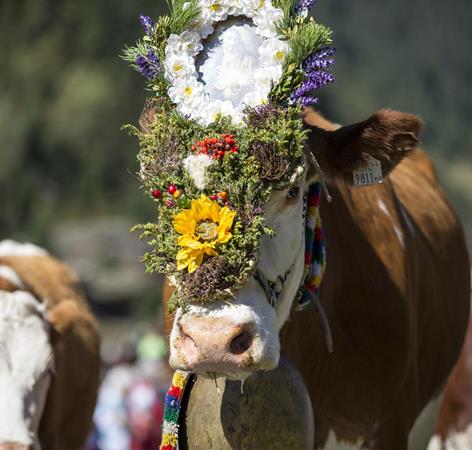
124, 0, 335, 310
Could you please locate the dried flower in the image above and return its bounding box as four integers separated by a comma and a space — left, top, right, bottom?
244, 103, 283, 128
251, 141, 292, 182
180, 256, 234, 302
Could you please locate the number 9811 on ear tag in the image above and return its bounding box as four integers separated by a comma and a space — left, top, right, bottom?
353, 159, 384, 186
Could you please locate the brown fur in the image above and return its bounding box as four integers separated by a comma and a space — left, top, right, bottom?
304, 109, 422, 184
0, 277, 19, 292
164, 109, 470, 449
282, 110, 469, 449
434, 289, 472, 442
0, 255, 101, 450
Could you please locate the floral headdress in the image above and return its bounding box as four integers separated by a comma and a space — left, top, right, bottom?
124, 0, 334, 311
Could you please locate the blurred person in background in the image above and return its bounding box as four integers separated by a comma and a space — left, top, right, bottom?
87, 331, 170, 450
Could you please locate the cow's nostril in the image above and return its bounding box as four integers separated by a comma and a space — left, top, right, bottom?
229, 328, 253, 355
179, 323, 195, 343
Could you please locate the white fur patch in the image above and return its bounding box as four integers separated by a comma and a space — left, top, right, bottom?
0, 240, 48, 257
0, 290, 53, 447
377, 199, 405, 248
0, 265, 24, 288
427, 425, 472, 450
324, 431, 363, 450
377, 199, 390, 217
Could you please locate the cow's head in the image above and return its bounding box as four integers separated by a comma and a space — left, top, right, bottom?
0, 290, 78, 450
169, 109, 421, 378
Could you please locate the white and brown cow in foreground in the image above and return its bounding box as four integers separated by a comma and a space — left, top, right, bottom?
0, 240, 100, 450
163, 109, 470, 449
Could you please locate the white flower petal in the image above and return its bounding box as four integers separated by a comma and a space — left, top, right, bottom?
183, 154, 214, 190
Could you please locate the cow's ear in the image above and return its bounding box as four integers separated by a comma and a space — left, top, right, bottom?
48, 299, 79, 334
304, 109, 422, 184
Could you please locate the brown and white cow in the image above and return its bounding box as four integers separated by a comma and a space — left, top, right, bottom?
163, 108, 470, 449
428, 287, 472, 450
0, 240, 100, 450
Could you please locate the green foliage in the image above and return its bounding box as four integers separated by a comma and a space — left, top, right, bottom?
286, 18, 333, 65
166, 0, 201, 35
133, 104, 306, 306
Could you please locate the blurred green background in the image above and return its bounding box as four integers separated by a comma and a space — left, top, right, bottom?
0, 0, 470, 318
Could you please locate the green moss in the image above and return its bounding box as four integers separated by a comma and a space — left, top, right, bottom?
131, 105, 306, 307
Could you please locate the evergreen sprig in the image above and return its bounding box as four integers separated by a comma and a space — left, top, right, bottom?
286, 18, 333, 66
165, 0, 201, 35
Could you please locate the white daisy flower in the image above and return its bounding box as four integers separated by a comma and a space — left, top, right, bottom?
242, 83, 272, 108
254, 64, 283, 88
166, 31, 203, 57
190, 17, 214, 39
165, 54, 196, 80
168, 78, 205, 106
199, 0, 229, 23
227, 0, 245, 16
259, 38, 290, 66
200, 100, 235, 125
241, 0, 267, 14
253, 5, 284, 37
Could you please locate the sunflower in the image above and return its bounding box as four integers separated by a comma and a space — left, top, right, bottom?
173, 196, 236, 273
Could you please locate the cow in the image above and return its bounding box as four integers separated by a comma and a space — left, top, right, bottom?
161, 107, 470, 449
0, 240, 101, 450
428, 287, 472, 450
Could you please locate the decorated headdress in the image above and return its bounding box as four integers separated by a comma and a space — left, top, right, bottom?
124, 0, 334, 311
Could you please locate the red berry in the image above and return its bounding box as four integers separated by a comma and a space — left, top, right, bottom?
229, 134, 234, 139
151, 189, 161, 199
168, 184, 177, 195
233, 145, 239, 151
210, 194, 218, 200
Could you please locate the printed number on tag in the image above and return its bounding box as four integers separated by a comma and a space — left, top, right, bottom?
353, 159, 383, 186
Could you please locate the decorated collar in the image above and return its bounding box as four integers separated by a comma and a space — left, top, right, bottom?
124, 0, 334, 310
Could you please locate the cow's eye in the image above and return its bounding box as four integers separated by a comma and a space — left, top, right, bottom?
286, 186, 301, 200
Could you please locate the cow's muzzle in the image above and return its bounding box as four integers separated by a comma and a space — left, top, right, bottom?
0, 443, 32, 450
170, 315, 276, 374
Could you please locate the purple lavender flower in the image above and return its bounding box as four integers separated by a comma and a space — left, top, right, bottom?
305, 70, 335, 88
303, 47, 336, 71
291, 47, 335, 106
299, 96, 319, 106
290, 72, 334, 106
136, 48, 161, 80
139, 15, 154, 34
295, 0, 317, 14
